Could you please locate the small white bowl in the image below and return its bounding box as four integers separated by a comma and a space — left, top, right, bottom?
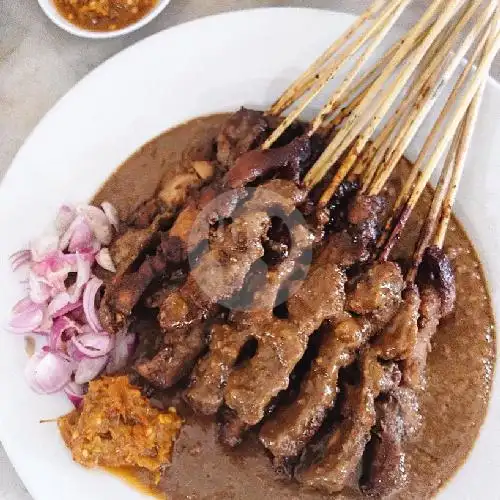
37, 0, 171, 39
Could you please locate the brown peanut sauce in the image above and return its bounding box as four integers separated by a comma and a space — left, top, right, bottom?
94, 114, 496, 499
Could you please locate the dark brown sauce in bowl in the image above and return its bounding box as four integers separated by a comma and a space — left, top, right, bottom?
94, 114, 496, 499
53, 0, 158, 32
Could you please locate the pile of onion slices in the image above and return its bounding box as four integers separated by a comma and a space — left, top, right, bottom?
8, 202, 135, 407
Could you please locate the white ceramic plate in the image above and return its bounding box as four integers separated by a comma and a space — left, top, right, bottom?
0, 8, 499, 500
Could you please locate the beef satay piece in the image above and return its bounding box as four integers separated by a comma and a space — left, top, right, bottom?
373, 285, 421, 361
158, 180, 306, 331
361, 386, 421, 498
403, 246, 456, 390
223, 195, 387, 427
260, 262, 404, 466
297, 355, 401, 494
185, 223, 313, 415
224, 260, 346, 426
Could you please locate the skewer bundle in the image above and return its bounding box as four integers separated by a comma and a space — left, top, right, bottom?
100, 0, 499, 496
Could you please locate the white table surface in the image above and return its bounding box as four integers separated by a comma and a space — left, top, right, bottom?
1, 1, 499, 498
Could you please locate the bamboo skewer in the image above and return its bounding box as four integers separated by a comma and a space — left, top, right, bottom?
434, 81, 487, 249
262, 0, 410, 150
378, 27, 500, 262
376, 22, 495, 254
304, 0, 461, 195
308, 0, 413, 137
259, 0, 496, 258
405, 124, 463, 283
368, 0, 496, 196
268, 0, 389, 117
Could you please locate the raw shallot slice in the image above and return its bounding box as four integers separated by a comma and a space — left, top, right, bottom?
25, 351, 73, 394
96, 248, 116, 273
82, 277, 104, 333
74, 355, 108, 385
72, 332, 113, 358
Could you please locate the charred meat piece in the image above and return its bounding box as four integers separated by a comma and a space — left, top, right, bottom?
216, 107, 269, 169
418, 245, 456, 317
135, 323, 207, 389
361, 387, 421, 498
185, 221, 313, 416
260, 262, 404, 467
185, 324, 253, 415
347, 194, 387, 249
259, 317, 367, 465
297, 355, 401, 494
224, 260, 346, 426
225, 135, 311, 188
159, 180, 305, 332
374, 284, 421, 361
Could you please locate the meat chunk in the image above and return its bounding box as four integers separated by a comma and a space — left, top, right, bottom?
58, 376, 182, 479
418, 245, 456, 317
401, 246, 456, 390
224, 261, 346, 426
347, 262, 405, 320
259, 317, 368, 465
361, 395, 407, 497
297, 356, 401, 493
138, 181, 306, 390
135, 323, 207, 389
218, 407, 251, 448
185, 222, 313, 416
361, 387, 421, 497
374, 285, 421, 361
185, 323, 252, 415
402, 284, 441, 390
224, 135, 311, 188
259, 262, 404, 466
216, 107, 269, 169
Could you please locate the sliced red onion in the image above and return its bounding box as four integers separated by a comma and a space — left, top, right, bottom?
59, 215, 95, 253
32, 251, 76, 292
25, 351, 73, 394
28, 271, 51, 304
10, 249, 32, 271
96, 248, 116, 273
72, 332, 113, 358
64, 381, 84, 408
9, 299, 44, 334
74, 355, 108, 385
31, 233, 59, 262
82, 277, 103, 333
55, 205, 77, 236
34, 307, 53, 335
79, 206, 112, 245
106, 330, 136, 374
68, 219, 94, 254
101, 201, 119, 231
49, 316, 81, 352
48, 293, 82, 318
